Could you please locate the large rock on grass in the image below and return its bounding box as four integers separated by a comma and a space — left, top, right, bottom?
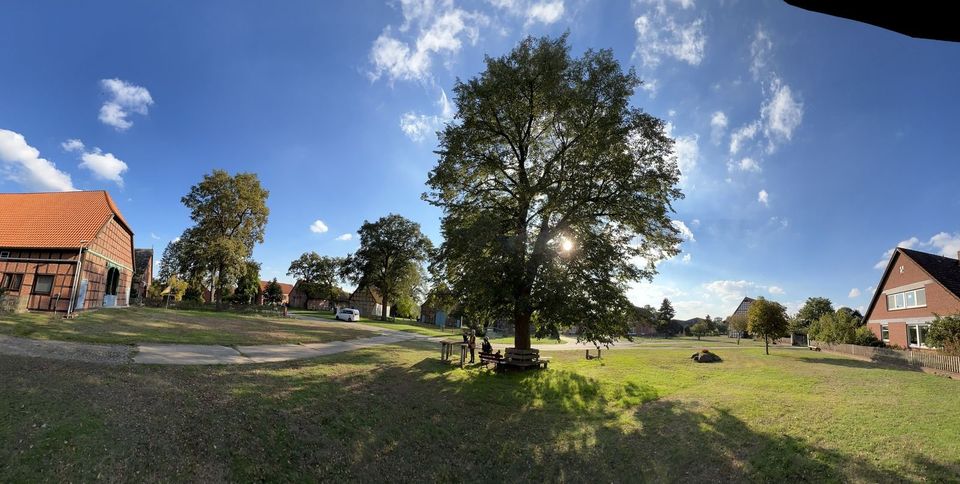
690, 350, 722, 363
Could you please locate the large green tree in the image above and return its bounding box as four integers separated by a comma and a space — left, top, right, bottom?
179, 170, 269, 303
426, 36, 682, 350
793, 297, 834, 332
748, 297, 789, 355
233, 260, 261, 304
287, 252, 344, 303
341, 214, 432, 321
657, 298, 676, 334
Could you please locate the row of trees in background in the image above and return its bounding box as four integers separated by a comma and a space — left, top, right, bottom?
284, 214, 432, 321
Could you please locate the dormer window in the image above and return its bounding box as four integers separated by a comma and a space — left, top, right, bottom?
886, 287, 926, 310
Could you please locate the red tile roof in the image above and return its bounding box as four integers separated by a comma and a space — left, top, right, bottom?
260, 280, 294, 295
0, 190, 133, 249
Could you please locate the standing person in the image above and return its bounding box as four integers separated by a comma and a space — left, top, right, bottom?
468, 330, 477, 363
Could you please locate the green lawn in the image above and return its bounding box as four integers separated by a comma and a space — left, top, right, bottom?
294, 311, 453, 337
0, 307, 375, 345
1, 342, 957, 481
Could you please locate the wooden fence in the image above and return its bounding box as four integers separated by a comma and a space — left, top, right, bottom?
811, 341, 960, 375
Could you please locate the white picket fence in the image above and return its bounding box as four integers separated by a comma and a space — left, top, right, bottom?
812, 341, 960, 375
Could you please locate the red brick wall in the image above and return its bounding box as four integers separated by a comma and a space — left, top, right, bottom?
80, 217, 134, 309
0, 249, 79, 312
866, 251, 960, 345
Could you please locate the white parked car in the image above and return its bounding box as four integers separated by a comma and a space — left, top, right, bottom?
335, 308, 360, 322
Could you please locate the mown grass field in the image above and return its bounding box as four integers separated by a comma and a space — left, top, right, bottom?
293, 310, 454, 337
1, 341, 957, 482
0, 307, 374, 345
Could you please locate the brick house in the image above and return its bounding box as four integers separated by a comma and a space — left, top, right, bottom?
0, 191, 135, 313
289, 282, 348, 310
864, 248, 960, 349
727, 296, 754, 338
132, 248, 153, 300
349, 285, 390, 319
257, 280, 294, 305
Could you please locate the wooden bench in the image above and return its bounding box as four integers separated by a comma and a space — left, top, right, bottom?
479, 352, 505, 369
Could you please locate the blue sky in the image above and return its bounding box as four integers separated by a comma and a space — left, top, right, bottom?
2, 0, 959, 319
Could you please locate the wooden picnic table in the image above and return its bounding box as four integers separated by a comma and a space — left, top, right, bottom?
440, 340, 469, 367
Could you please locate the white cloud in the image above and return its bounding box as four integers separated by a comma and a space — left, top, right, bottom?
768, 286, 784, 295
672, 220, 696, 242
640, 79, 658, 97
400, 88, 455, 142
369, 5, 485, 83
526, 0, 564, 25
874, 233, 960, 269
336, 233, 353, 241
0, 129, 75, 191
673, 133, 699, 181
874, 237, 920, 269
80, 149, 128, 185
704, 280, 757, 304
868, 286, 876, 295
848, 288, 861, 298
729, 121, 760, 155
749, 28, 773, 80
761, 77, 803, 151
758, 189, 769, 206
769, 216, 789, 229
309, 220, 329, 234
928, 232, 960, 258
633, 0, 706, 68
61, 139, 85, 152
99, 78, 154, 131
727, 156, 761, 173
150, 232, 161, 240
667, 109, 677, 117
710, 111, 727, 144
690, 219, 700, 227
681, 253, 692, 263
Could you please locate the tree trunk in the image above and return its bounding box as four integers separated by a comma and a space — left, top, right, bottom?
514, 311, 532, 350
381, 294, 389, 321
737, 334, 741, 345
765, 336, 769, 355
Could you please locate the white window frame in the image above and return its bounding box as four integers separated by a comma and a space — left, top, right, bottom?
886, 287, 927, 311
907, 324, 931, 348
0, 251, 9, 259
880, 324, 890, 342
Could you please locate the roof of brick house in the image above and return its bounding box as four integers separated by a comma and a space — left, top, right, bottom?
0, 190, 133, 249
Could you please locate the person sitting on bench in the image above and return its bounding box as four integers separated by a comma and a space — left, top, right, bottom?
481, 336, 493, 354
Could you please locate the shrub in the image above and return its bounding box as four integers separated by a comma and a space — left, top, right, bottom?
928, 314, 960, 356
853, 326, 884, 347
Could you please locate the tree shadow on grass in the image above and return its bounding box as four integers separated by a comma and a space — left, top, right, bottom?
0, 348, 949, 482
235, 354, 934, 482
794, 352, 925, 374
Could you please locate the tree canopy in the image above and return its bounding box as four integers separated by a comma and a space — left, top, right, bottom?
170, 170, 270, 303
793, 297, 834, 331
928, 314, 960, 355
341, 214, 432, 321
287, 252, 344, 302
747, 297, 789, 355
264, 278, 284, 305
425, 35, 682, 349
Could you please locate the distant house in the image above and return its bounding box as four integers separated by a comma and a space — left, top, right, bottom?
289, 282, 348, 310
864, 248, 960, 349
0, 191, 134, 313
728, 297, 755, 338
349, 285, 390, 319
257, 280, 294, 305
133, 248, 153, 300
